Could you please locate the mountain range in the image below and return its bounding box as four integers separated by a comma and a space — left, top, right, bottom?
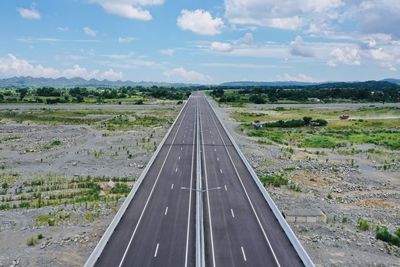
0, 76, 399, 88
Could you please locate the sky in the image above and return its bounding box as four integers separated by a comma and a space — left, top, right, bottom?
0, 0, 400, 84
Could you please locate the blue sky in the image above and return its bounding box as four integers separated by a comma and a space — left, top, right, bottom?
0, 0, 399, 84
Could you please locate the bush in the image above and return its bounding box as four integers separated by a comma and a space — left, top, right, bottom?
111, 183, 131, 194
260, 174, 288, 187
27, 236, 38, 246
376, 226, 400, 247
358, 218, 370, 231
37, 233, 44, 240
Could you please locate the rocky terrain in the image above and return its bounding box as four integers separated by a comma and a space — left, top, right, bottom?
0, 103, 179, 267
211, 99, 400, 267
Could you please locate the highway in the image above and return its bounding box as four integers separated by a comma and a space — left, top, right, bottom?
198, 95, 303, 267
94, 96, 198, 267
88, 92, 309, 267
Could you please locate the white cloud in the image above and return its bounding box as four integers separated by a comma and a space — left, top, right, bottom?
99, 69, 123, 80
57, 26, 69, 32
290, 36, 314, 57
160, 49, 175, 56
91, 0, 164, 21
348, 0, 400, 37
0, 54, 123, 81
163, 67, 211, 83
328, 47, 361, 66
177, 9, 224, 36
238, 32, 254, 44
225, 0, 343, 30
118, 37, 135, 43
17, 7, 41, 20
210, 42, 233, 52
277, 73, 314, 82
83, 27, 97, 37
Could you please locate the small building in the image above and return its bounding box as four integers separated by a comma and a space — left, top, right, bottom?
283, 209, 326, 223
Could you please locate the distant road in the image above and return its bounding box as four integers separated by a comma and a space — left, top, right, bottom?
87, 92, 309, 267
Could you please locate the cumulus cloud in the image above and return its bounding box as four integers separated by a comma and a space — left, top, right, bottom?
210, 42, 233, 52
163, 67, 211, 83
225, 0, 343, 30
177, 9, 224, 35
17, 6, 41, 20
328, 47, 361, 66
90, 0, 164, 21
83, 27, 97, 37
290, 36, 314, 57
0, 54, 123, 81
238, 32, 254, 44
350, 0, 400, 37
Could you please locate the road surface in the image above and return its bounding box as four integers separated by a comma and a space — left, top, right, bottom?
90, 93, 307, 267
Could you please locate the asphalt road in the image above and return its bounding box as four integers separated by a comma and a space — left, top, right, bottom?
198, 95, 304, 267
92, 93, 306, 267
94, 96, 198, 267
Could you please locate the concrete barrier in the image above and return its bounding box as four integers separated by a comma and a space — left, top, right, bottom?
206, 97, 315, 267
84, 98, 190, 267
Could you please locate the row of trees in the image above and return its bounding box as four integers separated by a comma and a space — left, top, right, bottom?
0, 86, 191, 104
211, 81, 400, 103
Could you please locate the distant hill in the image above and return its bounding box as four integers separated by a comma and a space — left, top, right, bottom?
219, 81, 316, 87
383, 79, 400, 85
0, 76, 197, 88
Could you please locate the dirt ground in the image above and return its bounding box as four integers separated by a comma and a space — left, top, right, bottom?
211, 99, 400, 267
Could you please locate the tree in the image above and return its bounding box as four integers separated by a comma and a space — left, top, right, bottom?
303, 116, 312, 126
17, 88, 28, 101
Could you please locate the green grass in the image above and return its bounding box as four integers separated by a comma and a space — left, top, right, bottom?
260, 174, 288, 187
358, 218, 370, 231
301, 135, 340, 148
242, 118, 400, 150
43, 140, 62, 150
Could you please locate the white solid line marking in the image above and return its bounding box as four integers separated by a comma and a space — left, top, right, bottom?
164, 206, 168, 216
171, 183, 174, 190
154, 243, 159, 258
224, 185, 227, 191
241, 246, 247, 262
231, 208, 235, 218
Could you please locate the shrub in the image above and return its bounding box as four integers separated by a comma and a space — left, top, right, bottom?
376, 226, 400, 247
111, 183, 131, 194
27, 236, 38, 246
37, 233, 44, 240
358, 218, 370, 231
260, 174, 288, 187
